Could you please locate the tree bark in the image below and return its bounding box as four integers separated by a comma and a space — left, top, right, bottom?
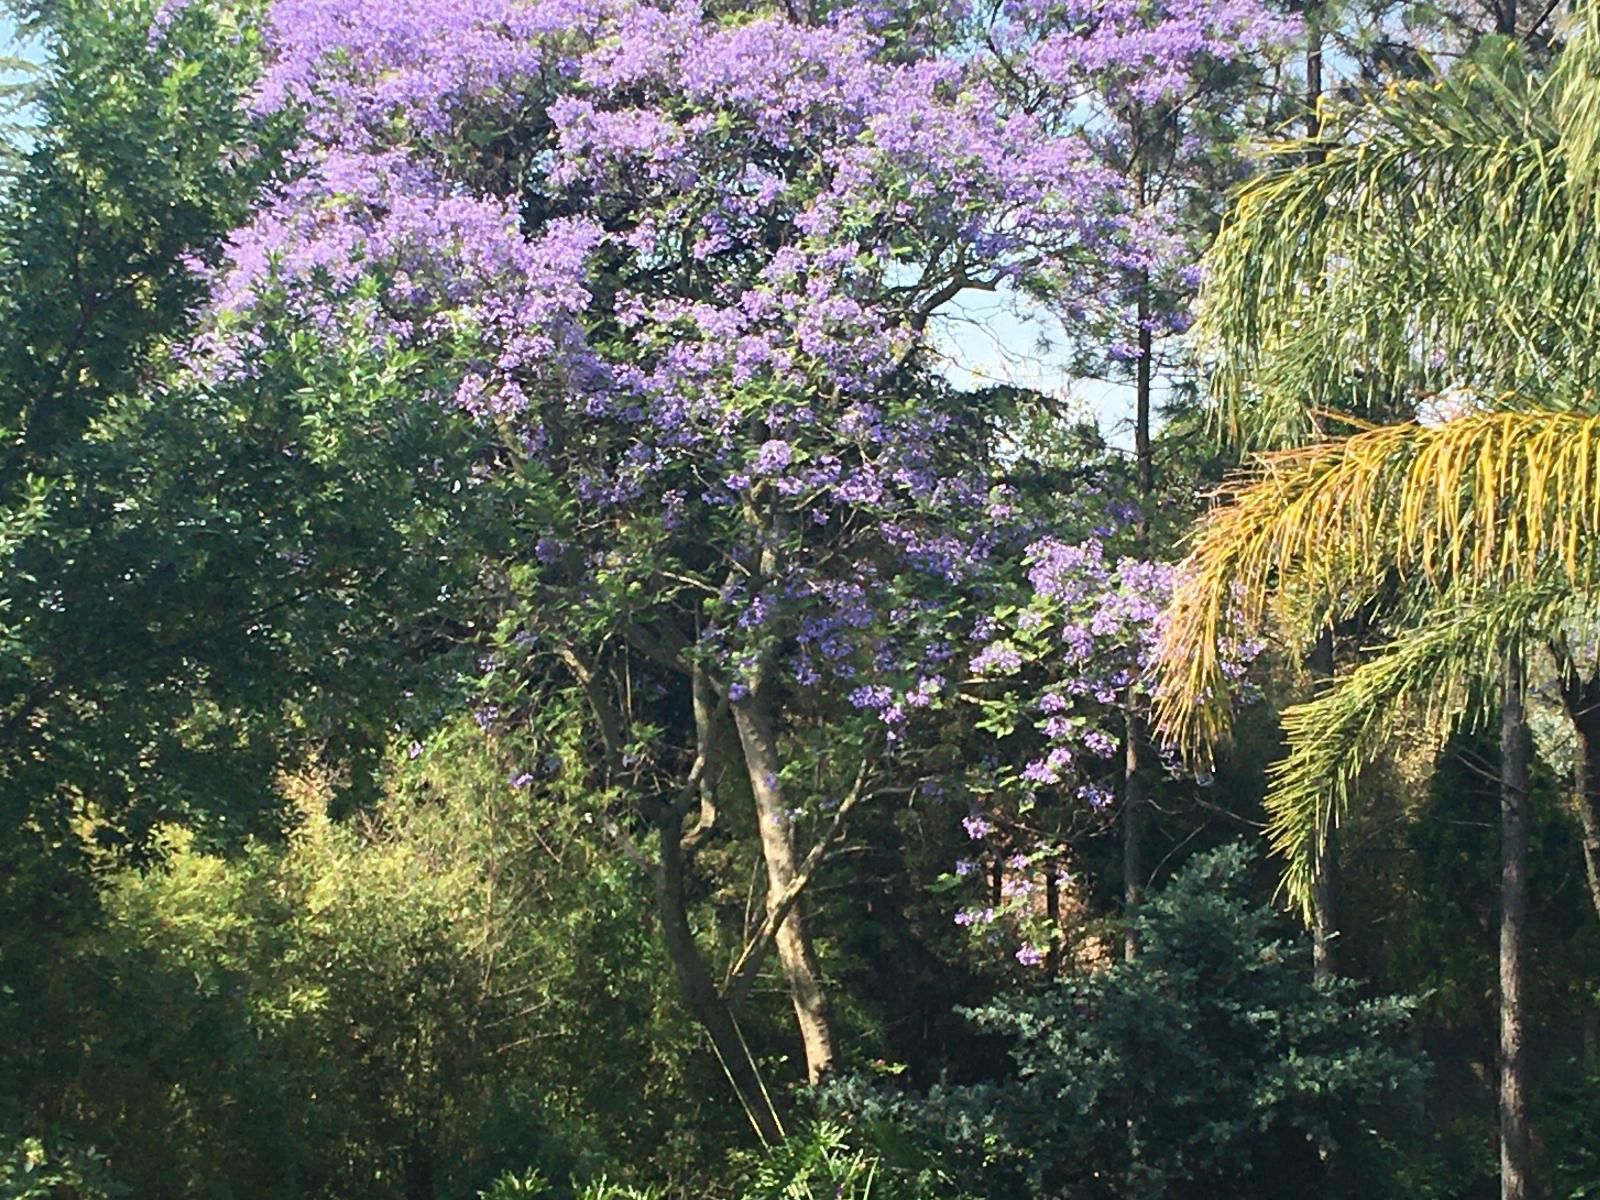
1133, 283, 1154, 527
1307, 626, 1340, 983
654, 807, 784, 1144
560, 649, 783, 1142
1124, 226, 1153, 962
1556, 663, 1600, 923
1570, 710, 1600, 923
1303, 0, 1322, 143
1312, 819, 1341, 983
1499, 649, 1532, 1200
730, 690, 838, 1083
1123, 708, 1146, 962
1044, 859, 1062, 977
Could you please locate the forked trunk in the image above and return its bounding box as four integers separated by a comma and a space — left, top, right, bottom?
731, 690, 838, 1083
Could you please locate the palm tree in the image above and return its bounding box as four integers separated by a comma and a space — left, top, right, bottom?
1152, 17, 1600, 1198
1157, 27, 1600, 919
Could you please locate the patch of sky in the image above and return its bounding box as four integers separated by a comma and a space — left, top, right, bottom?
931, 282, 1176, 454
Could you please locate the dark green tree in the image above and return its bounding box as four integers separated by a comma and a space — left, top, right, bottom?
841, 845, 1426, 1200
0, 0, 495, 1157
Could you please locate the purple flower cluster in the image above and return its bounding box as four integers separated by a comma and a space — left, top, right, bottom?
193, 0, 1289, 969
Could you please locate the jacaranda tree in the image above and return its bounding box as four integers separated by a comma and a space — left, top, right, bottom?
190, 0, 1294, 1134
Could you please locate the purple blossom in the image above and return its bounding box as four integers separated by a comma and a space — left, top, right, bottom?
970, 640, 1024, 675
962, 813, 994, 841
849, 684, 895, 710
754, 438, 793, 475
1084, 730, 1119, 759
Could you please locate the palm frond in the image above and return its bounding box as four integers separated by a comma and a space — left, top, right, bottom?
1557, 0, 1600, 211
1203, 46, 1598, 448
1265, 584, 1576, 917
1155, 410, 1600, 755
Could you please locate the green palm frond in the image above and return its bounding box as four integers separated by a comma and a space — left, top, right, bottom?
1156, 410, 1600, 756
1266, 584, 1580, 917
1168, 2, 1600, 920
1557, 0, 1600, 211
1203, 45, 1596, 449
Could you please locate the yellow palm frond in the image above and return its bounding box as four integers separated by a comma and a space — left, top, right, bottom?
1156, 410, 1600, 757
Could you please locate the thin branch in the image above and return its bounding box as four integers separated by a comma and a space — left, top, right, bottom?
723, 760, 871, 1010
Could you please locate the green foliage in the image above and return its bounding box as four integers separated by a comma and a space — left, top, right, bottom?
0, 1121, 124, 1200
6, 726, 736, 1199
478, 1168, 554, 1199
485, 1122, 961, 1200
840, 845, 1426, 1200
0, 1, 1593, 1197
1547, 1059, 1600, 1199
1361, 733, 1600, 1199
731, 1122, 962, 1200
0, 5, 499, 1111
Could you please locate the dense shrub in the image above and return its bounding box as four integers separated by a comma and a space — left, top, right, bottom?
829, 846, 1428, 1200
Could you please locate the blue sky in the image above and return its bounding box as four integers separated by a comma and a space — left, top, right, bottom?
1, 12, 39, 60
933, 290, 1150, 452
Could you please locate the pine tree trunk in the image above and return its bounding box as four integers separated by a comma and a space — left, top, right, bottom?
1123, 708, 1146, 962
1124, 247, 1153, 962
1307, 627, 1339, 983
1499, 649, 1532, 1200
1307, 622, 1341, 1195
1312, 819, 1341, 982
731, 690, 838, 1083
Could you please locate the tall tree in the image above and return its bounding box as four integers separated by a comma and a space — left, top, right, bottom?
200, 0, 1290, 1105
1151, 20, 1600, 1197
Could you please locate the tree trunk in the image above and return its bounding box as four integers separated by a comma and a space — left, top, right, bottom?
1499, 649, 1532, 1200
731, 690, 838, 1083
1560, 683, 1600, 923
1133, 287, 1154, 527
1124, 232, 1154, 962
1044, 860, 1062, 977
654, 808, 784, 1144
1307, 626, 1339, 982
1303, 1, 1322, 142
1123, 708, 1146, 962
1312, 819, 1341, 982
1585, 1001, 1599, 1076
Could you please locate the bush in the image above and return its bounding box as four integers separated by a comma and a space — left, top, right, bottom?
831, 844, 1428, 1200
